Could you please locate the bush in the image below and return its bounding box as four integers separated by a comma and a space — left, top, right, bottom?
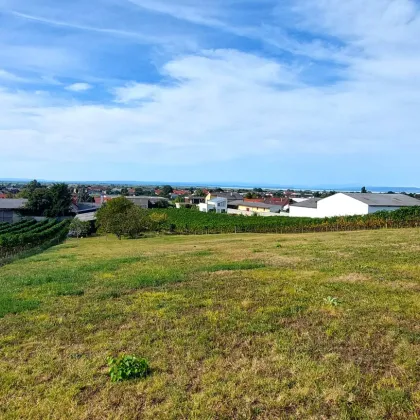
69, 218, 90, 238
107, 355, 151, 382
96, 197, 152, 239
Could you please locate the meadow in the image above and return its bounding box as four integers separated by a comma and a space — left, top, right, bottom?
0, 229, 419, 419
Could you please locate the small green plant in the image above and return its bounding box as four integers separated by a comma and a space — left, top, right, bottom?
324, 296, 339, 306
107, 355, 151, 382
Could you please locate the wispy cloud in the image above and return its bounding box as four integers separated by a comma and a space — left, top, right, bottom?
0, 0, 420, 184
66, 83, 93, 92
0, 69, 32, 83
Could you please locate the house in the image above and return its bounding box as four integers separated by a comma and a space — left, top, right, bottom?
74, 202, 100, 215
206, 192, 243, 202
94, 195, 114, 205
185, 195, 206, 205
126, 196, 169, 209
0, 199, 28, 223
228, 200, 283, 213
173, 189, 189, 196
290, 193, 420, 218
199, 197, 228, 213
244, 197, 290, 208
318, 193, 420, 218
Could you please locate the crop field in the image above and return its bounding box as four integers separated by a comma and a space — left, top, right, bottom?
0, 219, 70, 262
0, 229, 419, 419
155, 207, 420, 234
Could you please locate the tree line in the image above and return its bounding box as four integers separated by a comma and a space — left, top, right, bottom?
19, 180, 72, 217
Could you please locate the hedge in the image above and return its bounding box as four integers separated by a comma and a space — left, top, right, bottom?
150, 206, 420, 235
0, 220, 71, 252
0, 219, 36, 235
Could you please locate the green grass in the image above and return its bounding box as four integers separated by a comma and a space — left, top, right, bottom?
0, 229, 419, 418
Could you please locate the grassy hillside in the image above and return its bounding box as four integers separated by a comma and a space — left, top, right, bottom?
0, 229, 419, 419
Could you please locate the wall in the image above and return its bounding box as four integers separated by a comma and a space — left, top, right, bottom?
238, 205, 270, 213
289, 206, 319, 218
211, 201, 227, 213
227, 209, 287, 217
198, 203, 212, 212
367, 206, 402, 214
317, 194, 368, 218
0, 210, 13, 223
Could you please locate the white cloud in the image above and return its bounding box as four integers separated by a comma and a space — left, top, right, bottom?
1, 0, 420, 184
114, 83, 162, 103
0, 69, 30, 83
66, 83, 92, 92
1, 44, 420, 173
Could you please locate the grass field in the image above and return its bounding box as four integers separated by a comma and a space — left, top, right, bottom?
0, 229, 419, 419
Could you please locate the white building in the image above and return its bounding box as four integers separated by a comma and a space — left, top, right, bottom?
289, 198, 321, 218
198, 197, 228, 213
290, 193, 420, 218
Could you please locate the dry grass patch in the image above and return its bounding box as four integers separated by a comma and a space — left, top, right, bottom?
331, 273, 372, 283
1, 230, 420, 418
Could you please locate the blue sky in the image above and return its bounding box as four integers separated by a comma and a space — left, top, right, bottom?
1, 0, 420, 186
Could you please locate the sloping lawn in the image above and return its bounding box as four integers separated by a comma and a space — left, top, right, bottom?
0, 229, 419, 419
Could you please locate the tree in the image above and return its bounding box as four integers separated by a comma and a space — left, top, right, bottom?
153, 200, 169, 208
21, 181, 72, 217
194, 188, 205, 197
76, 186, 92, 203
25, 180, 43, 194
273, 190, 285, 198
46, 183, 72, 217
69, 218, 90, 238
160, 185, 174, 197
121, 206, 151, 238
134, 187, 144, 196
245, 192, 259, 199
121, 188, 129, 196
149, 212, 168, 231
96, 197, 151, 239
361, 186, 367, 193
25, 187, 52, 216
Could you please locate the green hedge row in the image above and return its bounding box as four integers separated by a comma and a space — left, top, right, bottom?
0, 219, 53, 239
151, 206, 420, 234
0, 219, 36, 235
0, 220, 70, 250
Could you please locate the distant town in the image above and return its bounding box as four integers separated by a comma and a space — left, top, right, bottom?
1, 180, 420, 224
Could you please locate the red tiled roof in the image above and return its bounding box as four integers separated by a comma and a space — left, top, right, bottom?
244, 198, 264, 203
94, 196, 114, 205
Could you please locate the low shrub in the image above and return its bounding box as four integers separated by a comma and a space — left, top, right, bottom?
107, 355, 151, 382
